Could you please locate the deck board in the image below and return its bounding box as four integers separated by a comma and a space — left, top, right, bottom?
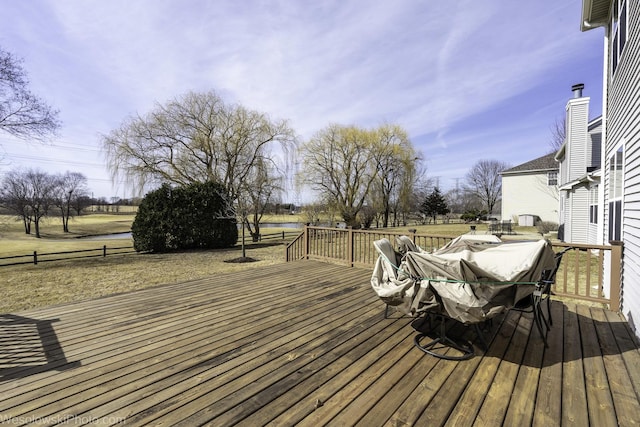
1, 260, 640, 426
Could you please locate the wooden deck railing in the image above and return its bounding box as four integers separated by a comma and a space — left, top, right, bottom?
285, 226, 623, 311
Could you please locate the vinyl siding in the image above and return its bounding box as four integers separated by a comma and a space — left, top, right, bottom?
588, 221, 599, 243
566, 98, 590, 181
590, 125, 602, 167
501, 173, 559, 223
567, 186, 590, 244
564, 193, 572, 239
604, 0, 640, 330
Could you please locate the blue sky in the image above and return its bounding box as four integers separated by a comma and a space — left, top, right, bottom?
0, 0, 605, 201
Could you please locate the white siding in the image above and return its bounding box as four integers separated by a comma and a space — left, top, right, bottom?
567, 186, 590, 244
588, 221, 599, 243
566, 98, 590, 180
501, 173, 559, 223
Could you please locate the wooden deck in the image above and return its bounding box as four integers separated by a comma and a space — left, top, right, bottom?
1, 260, 639, 426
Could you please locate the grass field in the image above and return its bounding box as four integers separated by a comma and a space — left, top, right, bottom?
0, 213, 299, 313
0, 213, 546, 313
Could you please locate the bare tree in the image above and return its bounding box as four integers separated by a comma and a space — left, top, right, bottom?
0, 169, 32, 234
464, 160, 510, 215
0, 168, 56, 237
101, 90, 296, 202
52, 171, 89, 232
0, 46, 60, 141
299, 124, 377, 228
371, 124, 420, 227
237, 157, 283, 242
549, 116, 566, 152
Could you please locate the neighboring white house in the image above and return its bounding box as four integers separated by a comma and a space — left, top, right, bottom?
582, 0, 639, 336
501, 153, 559, 225
555, 84, 603, 245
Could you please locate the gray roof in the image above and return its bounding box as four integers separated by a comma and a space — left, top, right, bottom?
501, 153, 558, 175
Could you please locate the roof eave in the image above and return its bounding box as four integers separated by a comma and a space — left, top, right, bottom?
501, 167, 558, 177
581, 0, 610, 31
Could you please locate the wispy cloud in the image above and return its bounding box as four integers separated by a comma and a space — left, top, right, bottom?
0, 0, 603, 197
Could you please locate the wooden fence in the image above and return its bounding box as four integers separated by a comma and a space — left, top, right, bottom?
0, 245, 136, 267
285, 226, 623, 310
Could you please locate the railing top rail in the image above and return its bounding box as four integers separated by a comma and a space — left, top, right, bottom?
552, 242, 615, 251
285, 232, 304, 250
303, 225, 457, 239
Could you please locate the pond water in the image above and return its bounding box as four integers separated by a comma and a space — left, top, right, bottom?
83, 222, 305, 240
81, 232, 133, 240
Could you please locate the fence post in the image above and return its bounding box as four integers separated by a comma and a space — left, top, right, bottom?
33, 251, 37, 265
103, 245, 107, 257
608, 241, 623, 311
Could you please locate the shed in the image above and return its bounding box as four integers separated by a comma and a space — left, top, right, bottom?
518, 214, 537, 227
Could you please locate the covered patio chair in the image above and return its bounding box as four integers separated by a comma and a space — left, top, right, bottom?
371, 235, 556, 359
510, 246, 571, 346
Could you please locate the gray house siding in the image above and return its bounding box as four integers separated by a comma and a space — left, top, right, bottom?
601, 0, 640, 330
590, 123, 603, 167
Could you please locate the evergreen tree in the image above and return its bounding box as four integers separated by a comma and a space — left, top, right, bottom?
132, 181, 237, 252
421, 187, 450, 223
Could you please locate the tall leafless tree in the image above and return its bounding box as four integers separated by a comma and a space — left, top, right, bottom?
299, 124, 377, 228
371, 124, 420, 227
0, 169, 32, 234
51, 171, 89, 232
0, 46, 60, 141
0, 168, 56, 237
299, 123, 419, 228
549, 116, 566, 152
464, 159, 511, 215
102, 90, 296, 203
237, 157, 283, 243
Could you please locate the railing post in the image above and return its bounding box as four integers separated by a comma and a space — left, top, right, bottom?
348, 227, 354, 267
408, 228, 417, 245
33, 251, 37, 265
609, 241, 623, 311
304, 225, 310, 260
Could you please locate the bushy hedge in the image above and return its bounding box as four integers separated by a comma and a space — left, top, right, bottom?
132, 182, 237, 252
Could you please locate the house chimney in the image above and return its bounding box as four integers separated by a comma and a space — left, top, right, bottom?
572, 83, 585, 98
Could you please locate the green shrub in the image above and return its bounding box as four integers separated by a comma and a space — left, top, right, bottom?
461, 209, 488, 222
132, 182, 237, 252
536, 221, 558, 235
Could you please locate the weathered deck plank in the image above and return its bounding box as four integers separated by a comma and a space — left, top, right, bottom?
1, 260, 639, 426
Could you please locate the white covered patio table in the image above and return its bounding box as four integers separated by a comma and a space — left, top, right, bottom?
371, 235, 557, 359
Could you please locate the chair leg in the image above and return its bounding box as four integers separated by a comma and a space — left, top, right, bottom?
532, 296, 549, 348
546, 296, 553, 326
539, 302, 551, 331
473, 323, 488, 351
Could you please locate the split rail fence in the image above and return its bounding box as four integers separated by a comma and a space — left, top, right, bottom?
0, 245, 136, 267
